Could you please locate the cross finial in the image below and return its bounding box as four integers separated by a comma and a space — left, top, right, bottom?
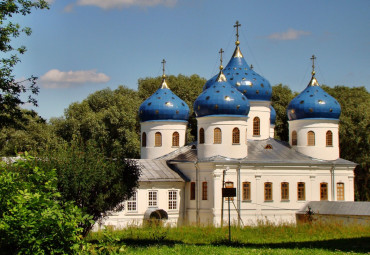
234, 20, 241, 45
250, 64, 254, 70
219, 48, 224, 69
161, 59, 166, 78
310, 55, 316, 75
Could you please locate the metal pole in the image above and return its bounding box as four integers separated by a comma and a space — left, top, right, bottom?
228, 196, 231, 242
221, 170, 225, 227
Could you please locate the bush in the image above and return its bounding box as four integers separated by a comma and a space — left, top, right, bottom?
0, 154, 90, 254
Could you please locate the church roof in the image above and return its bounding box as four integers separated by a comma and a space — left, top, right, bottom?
135, 159, 189, 182
161, 138, 355, 166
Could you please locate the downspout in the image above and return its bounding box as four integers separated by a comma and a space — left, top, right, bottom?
331, 164, 336, 201
194, 161, 200, 225
237, 163, 241, 227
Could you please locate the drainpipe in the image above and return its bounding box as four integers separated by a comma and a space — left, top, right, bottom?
194, 161, 200, 225
237, 163, 241, 227
331, 164, 336, 201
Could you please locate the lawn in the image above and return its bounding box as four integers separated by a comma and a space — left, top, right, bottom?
86, 223, 370, 254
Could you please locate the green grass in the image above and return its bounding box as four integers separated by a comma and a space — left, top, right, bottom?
86, 223, 370, 254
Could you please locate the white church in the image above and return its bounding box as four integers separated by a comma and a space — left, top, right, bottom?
102, 22, 356, 228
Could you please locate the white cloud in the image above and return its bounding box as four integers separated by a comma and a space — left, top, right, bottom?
40, 69, 110, 88
267, 28, 311, 41
75, 0, 177, 9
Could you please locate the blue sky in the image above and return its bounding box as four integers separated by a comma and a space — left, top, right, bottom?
13, 0, 370, 120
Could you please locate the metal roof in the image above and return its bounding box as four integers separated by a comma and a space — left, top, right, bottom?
297, 201, 370, 216
135, 159, 188, 182
161, 138, 356, 166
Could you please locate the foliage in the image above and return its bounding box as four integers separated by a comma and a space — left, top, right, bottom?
0, 0, 49, 129
271, 84, 296, 141
0, 109, 58, 156
0, 154, 88, 254
321, 85, 370, 201
35, 139, 141, 236
86, 223, 370, 254
52, 86, 141, 158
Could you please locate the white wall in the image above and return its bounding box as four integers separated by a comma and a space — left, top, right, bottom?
247, 101, 271, 140
141, 121, 187, 159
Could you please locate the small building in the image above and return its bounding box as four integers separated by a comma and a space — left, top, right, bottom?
296, 201, 370, 225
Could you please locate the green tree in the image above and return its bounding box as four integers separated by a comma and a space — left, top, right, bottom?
36, 140, 141, 236
321, 85, 370, 201
271, 84, 296, 141
0, 0, 49, 128
0, 154, 88, 254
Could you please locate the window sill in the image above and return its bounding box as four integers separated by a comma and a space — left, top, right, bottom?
281, 199, 290, 202
326, 145, 333, 147
232, 143, 240, 145
264, 200, 273, 202
242, 200, 252, 203
171, 146, 179, 148
253, 135, 261, 137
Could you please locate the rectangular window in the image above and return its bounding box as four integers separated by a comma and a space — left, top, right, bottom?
148, 191, 157, 207
320, 183, 328, 201
337, 183, 344, 201
264, 182, 273, 201
127, 192, 137, 211
281, 182, 289, 200
242, 182, 251, 201
190, 182, 195, 200
297, 182, 305, 201
202, 182, 208, 200
168, 190, 177, 210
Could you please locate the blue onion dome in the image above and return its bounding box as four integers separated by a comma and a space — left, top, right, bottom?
139, 74, 190, 122
223, 43, 272, 101
270, 105, 276, 125
287, 64, 341, 121
194, 65, 250, 118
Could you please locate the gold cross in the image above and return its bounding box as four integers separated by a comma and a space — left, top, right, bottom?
161, 59, 166, 76
219, 48, 224, 67
234, 20, 241, 42
310, 55, 316, 74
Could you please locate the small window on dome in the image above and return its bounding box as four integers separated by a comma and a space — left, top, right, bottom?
142, 132, 147, 147
172, 132, 179, 147
253, 117, 260, 136
326, 130, 333, 147
199, 128, 205, 144
232, 127, 240, 144
155, 132, 162, 147
307, 131, 315, 146
214, 128, 222, 144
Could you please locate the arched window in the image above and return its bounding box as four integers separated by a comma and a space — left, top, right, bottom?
307, 131, 315, 146
142, 132, 147, 147
199, 128, 205, 144
232, 127, 240, 144
172, 132, 179, 147
253, 117, 260, 136
320, 182, 328, 200
155, 132, 162, 147
326, 130, 333, 147
214, 128, 222, 144
292, 131, 297, 146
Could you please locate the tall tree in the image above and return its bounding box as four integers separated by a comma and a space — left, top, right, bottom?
0, 0, 48, 128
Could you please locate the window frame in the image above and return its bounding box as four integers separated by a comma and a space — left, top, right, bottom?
142, 132, 147, 147
242, 182, 251, 201
202, 182, 208, 200
148, 190, 158, 207
168, 190, 177, 210
292, 131, 297, 146
214, 128, 222, 144
190, 182, 195, 200
172, 131, 180, 147
264, 182, 273, 201
155, 132, 162, 147
199, 128, 205, 144
320, 182, 328, 201
337, 182, 344, 201
232, 127, 240, 144
307, 131, 315, 146
281, 182, 289, 201
297, 182, 305, 201
127, 192, 137, 212
253, 117, 260, 136
326, 130, 333, 147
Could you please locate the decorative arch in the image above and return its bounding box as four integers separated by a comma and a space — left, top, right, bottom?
307, 131, 315, 146
172, 132, 179, 147
253, 117, 260, 136
214, 128, 222, 144
326, 130, 333, 147
232, 127, 240, 144
155, 132, 162, 147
